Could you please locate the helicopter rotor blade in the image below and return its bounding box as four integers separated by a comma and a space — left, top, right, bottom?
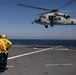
38, 11, 51, 15
60, 10, 74, 12
17, 3, 51, 11
38, 10, 76, 15
17, 0, 76, 13
58, 0, 76, 10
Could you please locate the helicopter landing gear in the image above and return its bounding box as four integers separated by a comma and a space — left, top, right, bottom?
45, 25, 48, 28
50, 24, 54, 27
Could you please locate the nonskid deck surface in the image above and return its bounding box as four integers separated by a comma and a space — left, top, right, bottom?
1, 45, 76, 75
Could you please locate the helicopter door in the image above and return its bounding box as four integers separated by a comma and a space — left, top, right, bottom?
49, 16, 54, 24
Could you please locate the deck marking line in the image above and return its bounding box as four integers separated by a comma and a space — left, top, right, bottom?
33, 47, 39, 49
34, 47, 53, 50
8, 48, 51, 60
55, 48, 68, 50
6, 66, 14, 67
45, 63, 73, 66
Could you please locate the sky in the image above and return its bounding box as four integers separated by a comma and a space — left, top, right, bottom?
0, 0, 76, 39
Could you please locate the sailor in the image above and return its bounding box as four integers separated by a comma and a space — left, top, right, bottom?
0, 35, 8, 70
1, 34, 12, 70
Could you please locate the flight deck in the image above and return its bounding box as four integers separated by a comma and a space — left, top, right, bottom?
0, 45, 76, 75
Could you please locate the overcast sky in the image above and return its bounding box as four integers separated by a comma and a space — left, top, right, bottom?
0, 0, 76, 39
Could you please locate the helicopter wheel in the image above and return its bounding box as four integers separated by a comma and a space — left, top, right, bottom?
45, 25, 48, 28
51, 24, 54, 27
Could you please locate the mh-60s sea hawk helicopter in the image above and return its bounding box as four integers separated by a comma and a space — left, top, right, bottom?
17, 0, 76, 28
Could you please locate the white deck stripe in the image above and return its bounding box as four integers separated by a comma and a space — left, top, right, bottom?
8, 48, 51, 60
6, 66, 14, 67
45, 63, 73, 66
55, 48, 68, 50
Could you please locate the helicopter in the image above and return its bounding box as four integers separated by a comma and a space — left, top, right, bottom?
17, 0, 76, 28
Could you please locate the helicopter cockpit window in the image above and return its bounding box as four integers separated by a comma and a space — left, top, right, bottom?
42, 16, 46, 19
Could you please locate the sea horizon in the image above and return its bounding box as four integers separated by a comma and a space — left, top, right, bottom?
8, 39, 76, 47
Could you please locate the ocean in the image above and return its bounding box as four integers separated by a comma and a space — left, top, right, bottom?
10, 39, 76, 47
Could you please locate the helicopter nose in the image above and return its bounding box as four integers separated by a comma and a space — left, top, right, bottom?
35, 19, 41, 23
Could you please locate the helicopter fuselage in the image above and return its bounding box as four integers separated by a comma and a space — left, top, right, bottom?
32, 12, 76, 28
17, 0, 76, 28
